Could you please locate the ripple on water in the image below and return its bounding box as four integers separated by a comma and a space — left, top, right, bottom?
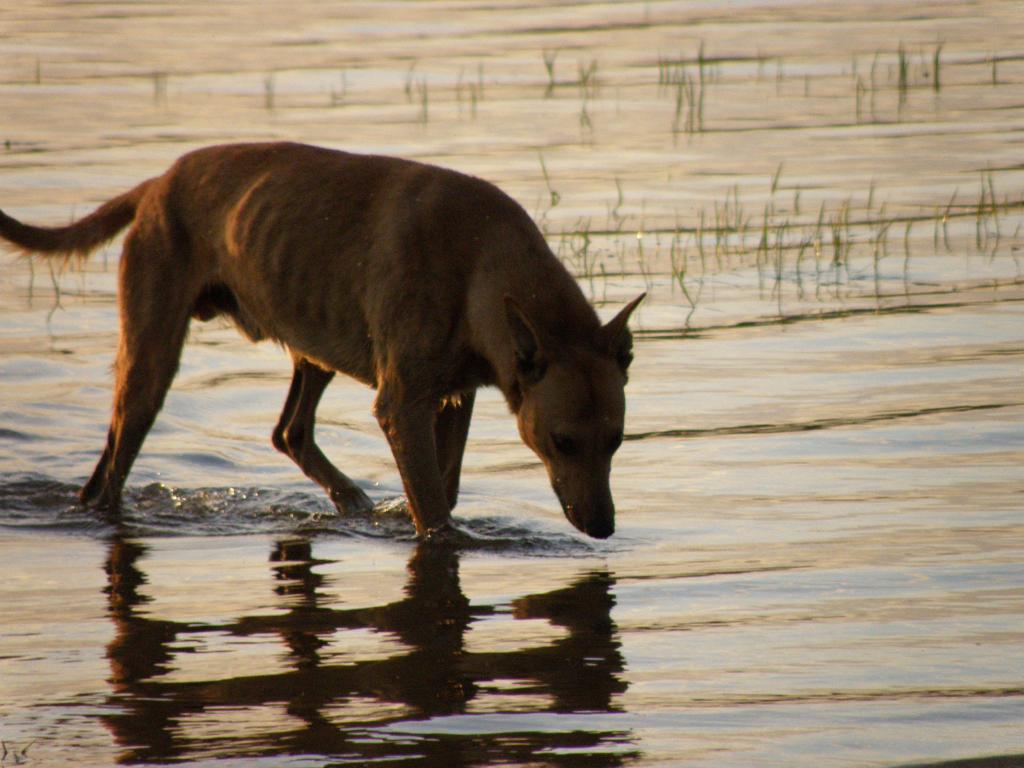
0, 473, 598, 555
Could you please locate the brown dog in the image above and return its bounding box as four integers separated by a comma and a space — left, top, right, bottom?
0, 142, 643, 538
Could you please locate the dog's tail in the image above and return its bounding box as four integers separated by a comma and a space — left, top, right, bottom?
0, 179, 154, 260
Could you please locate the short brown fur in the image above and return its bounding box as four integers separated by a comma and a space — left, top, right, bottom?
0, 142, 643, 538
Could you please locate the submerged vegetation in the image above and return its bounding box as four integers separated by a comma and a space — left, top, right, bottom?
542, 164, 1022, 324
522, 39, 1022, 325
12, 33, 1022, 332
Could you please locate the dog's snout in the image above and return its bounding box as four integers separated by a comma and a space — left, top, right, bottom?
558, 487, 616, 540
584, 515, 615, 539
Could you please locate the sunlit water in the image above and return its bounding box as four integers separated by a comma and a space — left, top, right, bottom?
1, 2, 1023, 766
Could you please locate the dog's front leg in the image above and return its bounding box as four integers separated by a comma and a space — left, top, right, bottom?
434, 390, 476, 511
374, 387, 453, 537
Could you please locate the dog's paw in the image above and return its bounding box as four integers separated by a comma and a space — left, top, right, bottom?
331, 485, 375, 516
419, 521, 477, 547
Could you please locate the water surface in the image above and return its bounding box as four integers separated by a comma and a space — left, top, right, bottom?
1, 2, 1023, 766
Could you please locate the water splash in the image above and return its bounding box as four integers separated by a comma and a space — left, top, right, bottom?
0, 473, 600, 555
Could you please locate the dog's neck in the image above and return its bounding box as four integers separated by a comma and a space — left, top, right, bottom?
467, 249, 600, 413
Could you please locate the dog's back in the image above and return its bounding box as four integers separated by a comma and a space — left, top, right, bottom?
155, 142, 598, 390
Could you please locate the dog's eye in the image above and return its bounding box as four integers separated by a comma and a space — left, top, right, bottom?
551, 433, 578, 456
607, 431, 624, 452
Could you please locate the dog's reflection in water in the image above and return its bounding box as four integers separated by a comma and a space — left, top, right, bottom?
101, 535, 635, 765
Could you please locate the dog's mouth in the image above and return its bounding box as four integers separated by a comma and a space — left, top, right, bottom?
555, 488, 615, 540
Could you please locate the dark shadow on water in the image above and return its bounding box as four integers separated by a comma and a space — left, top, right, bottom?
626, 401, 1023, 442
100, 532, 638, 766
635, 283, 1024, 341
895, 757, 1024, 768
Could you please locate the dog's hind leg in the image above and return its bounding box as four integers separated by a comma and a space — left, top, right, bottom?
80, 228, 192, 511
271, 365, 303, 456
434, 390, 475, 511
272, 357, 374, 514
80, 429, 115, 506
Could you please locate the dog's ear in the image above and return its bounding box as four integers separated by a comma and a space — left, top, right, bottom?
597, 293, 645, 373
505, 296, 547, 385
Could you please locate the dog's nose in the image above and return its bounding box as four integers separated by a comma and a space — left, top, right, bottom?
557, 486, 616, 538
584, 515, 615, 539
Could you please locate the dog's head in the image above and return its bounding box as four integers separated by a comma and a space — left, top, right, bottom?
505, 293, 644, 539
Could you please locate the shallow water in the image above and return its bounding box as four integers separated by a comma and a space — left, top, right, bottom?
2, 2, 1023, 766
